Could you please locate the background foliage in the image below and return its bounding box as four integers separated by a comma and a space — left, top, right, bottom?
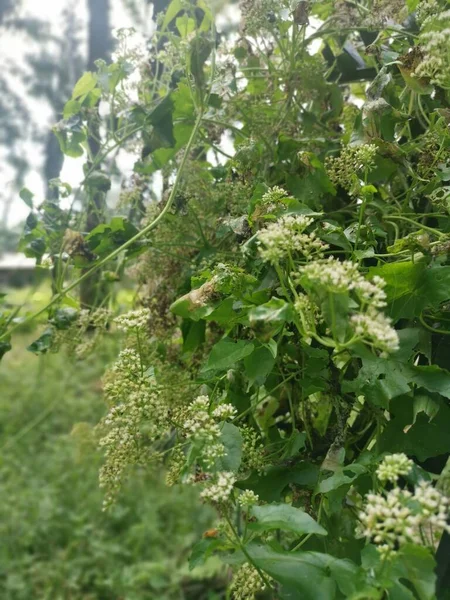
2, 0, 450, 598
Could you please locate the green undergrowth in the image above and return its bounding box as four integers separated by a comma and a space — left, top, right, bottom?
0, 336, 221, 600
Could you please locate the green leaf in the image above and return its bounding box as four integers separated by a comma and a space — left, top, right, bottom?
189, 35, 213, 89
379, 395, 450, 461
249, 297, 294, 324
409, 365, 450, 399
407, 0, 420, 10
343, 353, 411, 408
50, 308, 78, 330
189, 538, 222, 570
235, 463, 319, 502
246, 544, 364, 599
0, 339, 12, 361
217, 422, 242, 472
142, 95, 176, 157
86, 217, 139, 258
318, 463, 367, 494
181, 319, 206, 353
85, 170, 111, 192
370, 262, 450, 321
27, 328, 54, 355
244, 343, 276, 385
63, 99, 82, 118
386, 545, 437, 600
72, 72, 97, 99
170, 281, 218, 321
19, 187, 34, 209
162, 0, 182, 30
175, 14, 196, 37
203, 339, 254, 372
249, 504, 327, 537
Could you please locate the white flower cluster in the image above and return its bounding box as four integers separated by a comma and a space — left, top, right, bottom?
98, 338, 170, 508
213, 403, 238, 420
358, 480, 450, 558
416, 0, 439, 25
298, 257, 399, 353
350, 310, 399, 354
238, 489, 259, 508
415, 9, 450, 88
230, 563, 266, 600
299, 257, 361, 294
355, 275, 387, 309
200, 471, 236, 503
114, 308, 151, 332
103, 348, 142, 405
240, 0, 281, 34
99, 382, 168, 509
257, 215, 328, 264
184, 397, 237, 467
376, 453, 413, 483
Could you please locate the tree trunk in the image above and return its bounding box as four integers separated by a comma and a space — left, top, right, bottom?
80, 0, 111, 309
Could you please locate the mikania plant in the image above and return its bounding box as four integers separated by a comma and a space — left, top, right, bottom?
3, 0, 450, 597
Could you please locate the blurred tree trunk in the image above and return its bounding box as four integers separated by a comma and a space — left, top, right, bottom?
80, 0, 111, 309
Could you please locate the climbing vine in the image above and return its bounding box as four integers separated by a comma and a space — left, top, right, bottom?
3, 0, 450, 598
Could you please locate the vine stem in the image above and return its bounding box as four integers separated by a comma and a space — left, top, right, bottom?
223, 513, 273, 594
387, 215, 447, 238
0, 111, 204, 342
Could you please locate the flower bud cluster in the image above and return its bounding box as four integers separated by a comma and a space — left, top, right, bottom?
98, 337, 170, 508
294, 293, 321, 333
240, 0, 280, 35
184, 396, 237, 468
98, 382, 168, 509
165, 445, 186, 487
376, 453, 413, 483
230, 563, 267, 600
257, 215, 328, 264
114, 308, 151, 332
240, 426, 266, 474
414, 9, 450, 88
325, 144, 377, 192
238, 489, 260, 508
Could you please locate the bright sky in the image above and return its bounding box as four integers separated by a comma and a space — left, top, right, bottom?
0, 0, 135, 227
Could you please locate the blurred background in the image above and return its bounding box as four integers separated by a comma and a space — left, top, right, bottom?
0, 1, 228, 597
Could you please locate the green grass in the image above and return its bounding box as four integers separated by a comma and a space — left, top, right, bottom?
0, 336, 222, 600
